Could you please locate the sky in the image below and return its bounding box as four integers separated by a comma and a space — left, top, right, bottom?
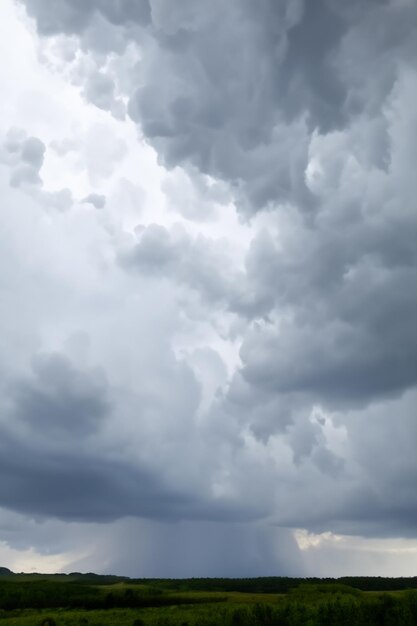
1, 0, 417, 578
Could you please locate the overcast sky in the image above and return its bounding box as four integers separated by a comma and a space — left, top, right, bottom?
1, 0, 417, 578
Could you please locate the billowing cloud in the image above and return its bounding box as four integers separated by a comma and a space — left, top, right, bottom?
1, 129, 45, 187
0, 0, 416, 577
82, 192, 106, 208
20, 0, 417, 213
119, 222, 243, 310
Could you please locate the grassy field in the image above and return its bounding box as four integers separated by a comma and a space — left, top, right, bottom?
1, 575, 417, 625
0, 584, 281, 625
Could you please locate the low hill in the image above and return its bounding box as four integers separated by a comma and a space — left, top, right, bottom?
0, 567, 13, 576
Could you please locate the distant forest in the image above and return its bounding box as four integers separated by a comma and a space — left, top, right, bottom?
4, 568, 417, 592
2, 570, 417, 624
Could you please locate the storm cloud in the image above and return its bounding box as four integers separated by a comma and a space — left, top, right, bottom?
0, 0, 416, 576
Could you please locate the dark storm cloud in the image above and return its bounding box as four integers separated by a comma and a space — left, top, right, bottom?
21, 0, 417, 213
11, 0, 417, 550
9, 353, 109, 435
337, 390, 417, 538
238, 267, 417, 406
19, 0, 417, 216
0, 352, 159, 522
21, 0, 151, 36
268, 390, 417, 539
0, 351, 258, 525
143, 0, 416, 215
128, 0, 314, 214
236, 118, 417, 411
0, 352, 194, 523
0, 430, 202, 523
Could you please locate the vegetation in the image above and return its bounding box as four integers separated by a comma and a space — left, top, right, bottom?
1, 573, 417, 624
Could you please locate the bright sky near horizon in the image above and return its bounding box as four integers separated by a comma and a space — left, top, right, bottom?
1, 0, 417, 577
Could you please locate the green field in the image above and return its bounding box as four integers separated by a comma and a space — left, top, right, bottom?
1, 573, 417, 625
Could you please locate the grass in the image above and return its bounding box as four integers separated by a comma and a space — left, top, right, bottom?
2, 575, 417, 625
0, 602, 263, 625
